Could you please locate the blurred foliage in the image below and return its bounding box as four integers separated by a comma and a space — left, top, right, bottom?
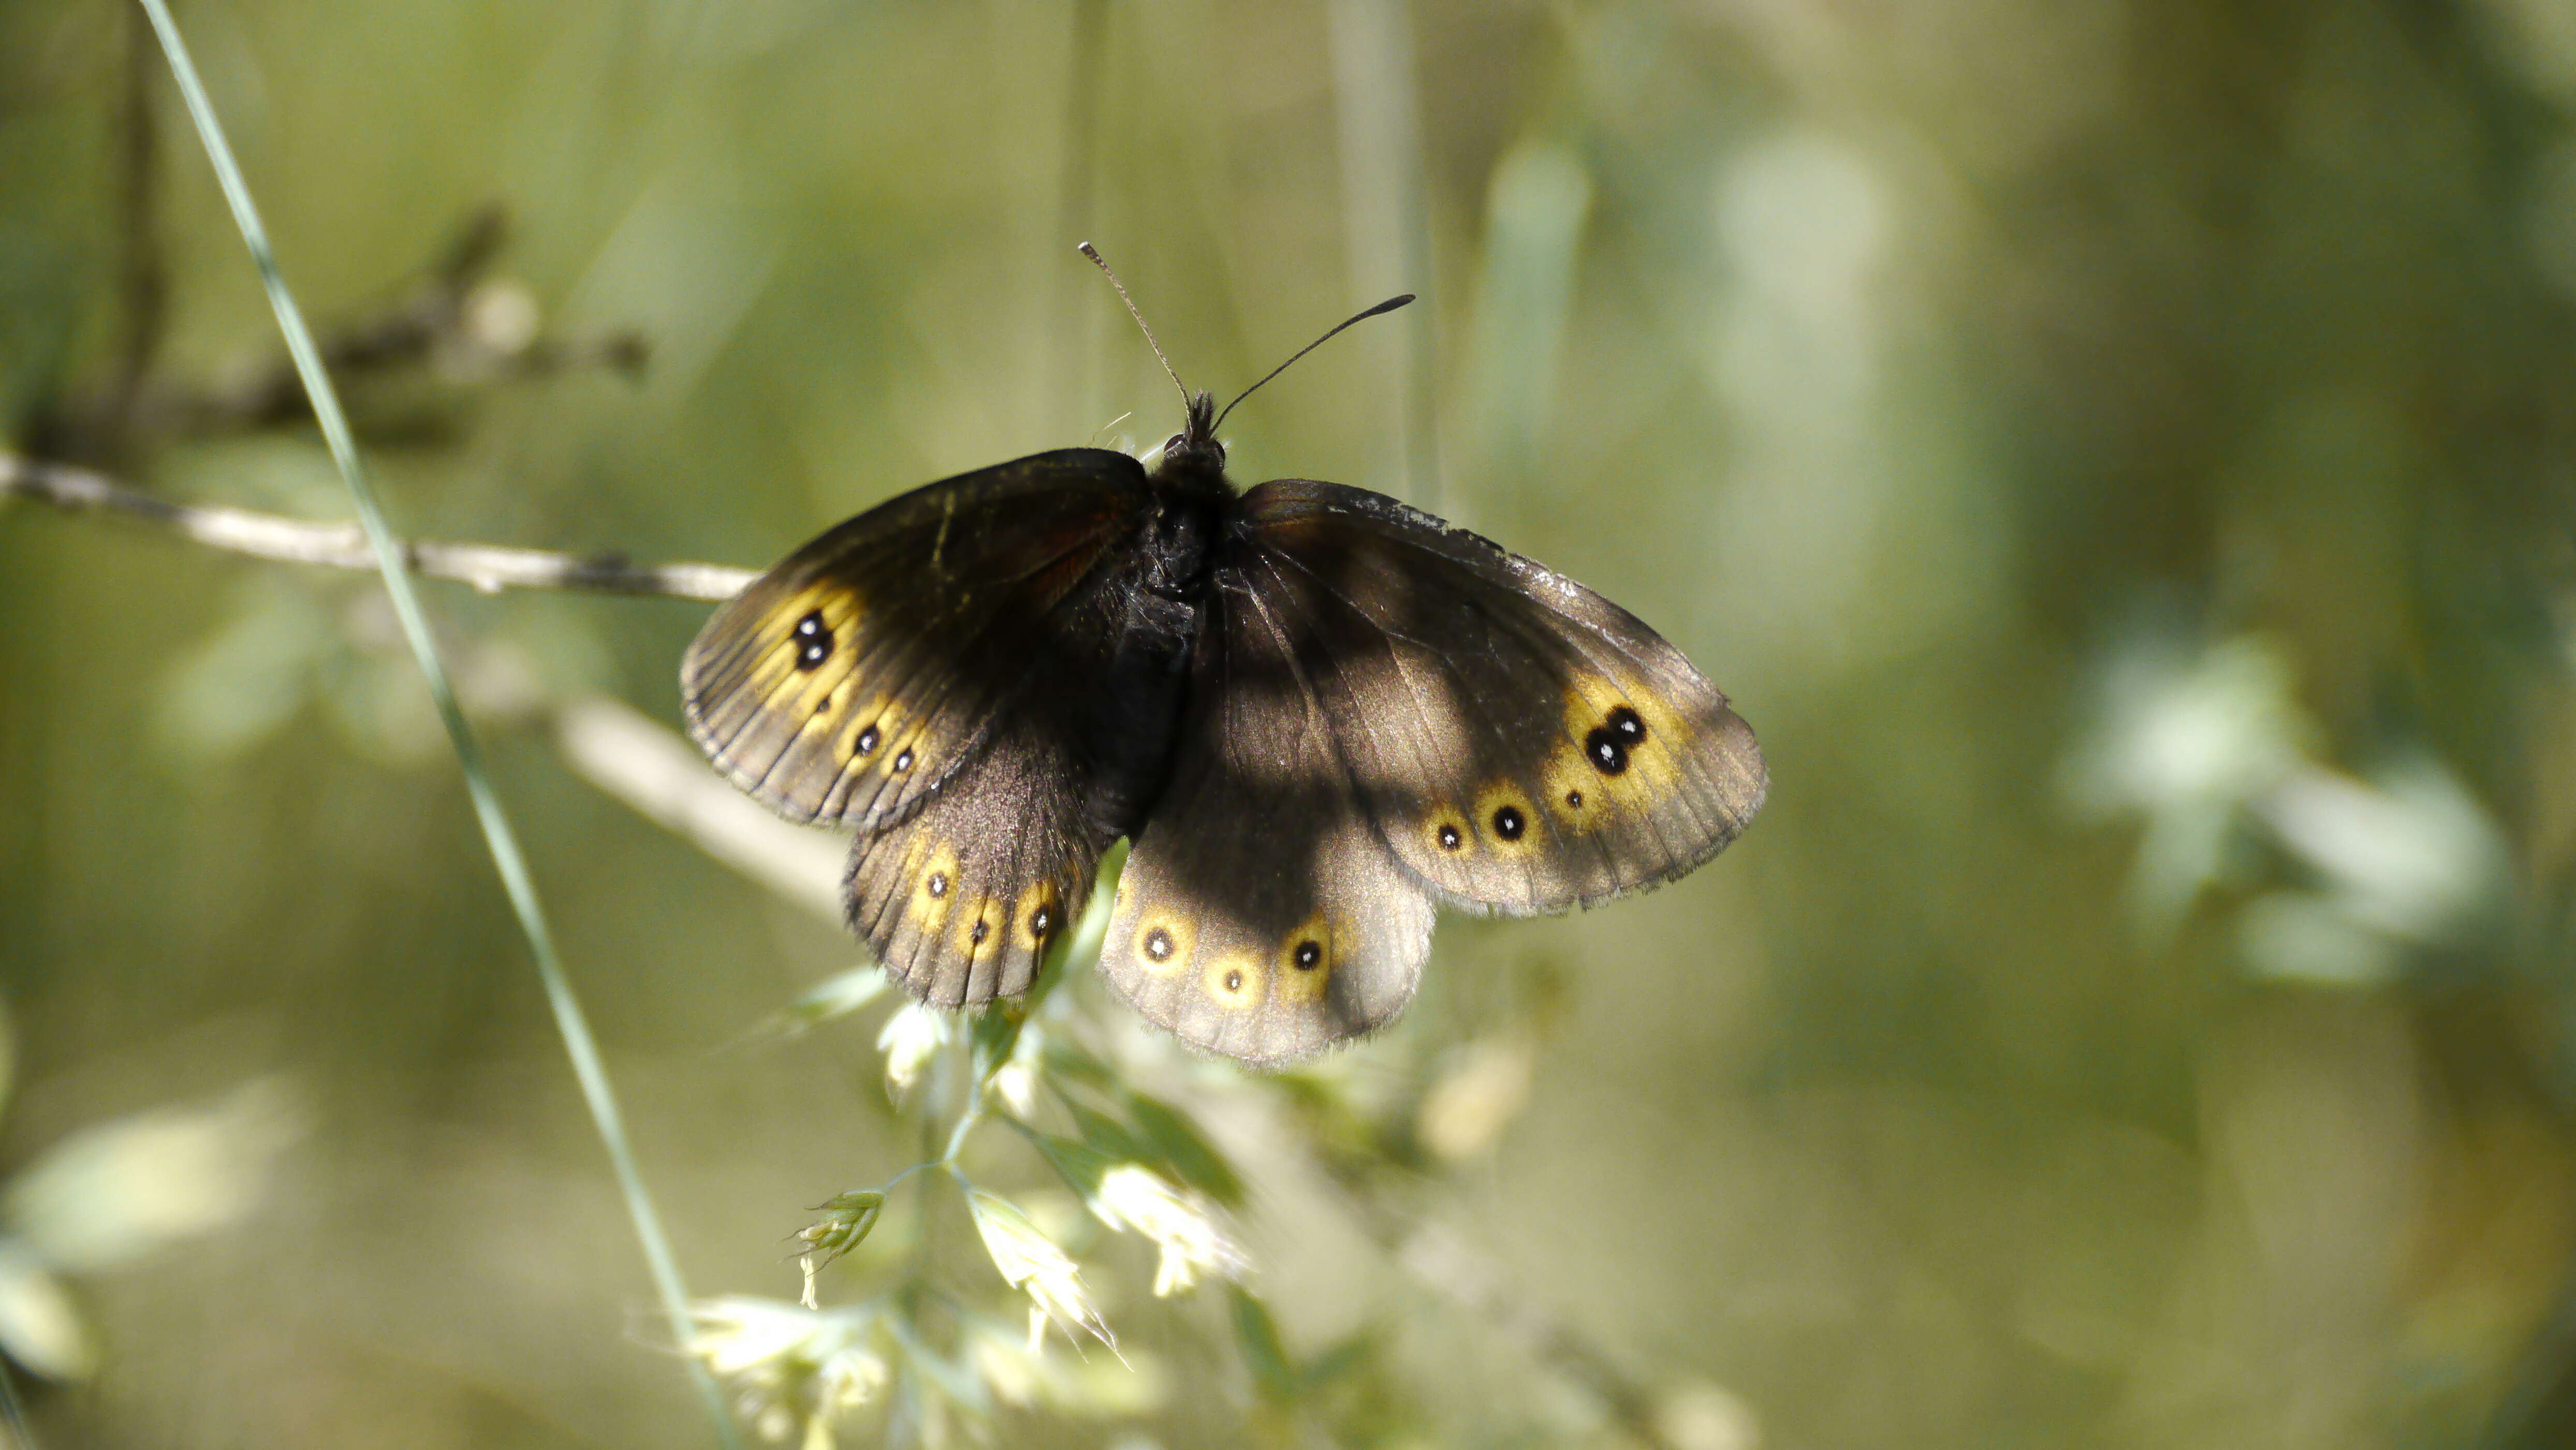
9, 0, 2576, 1445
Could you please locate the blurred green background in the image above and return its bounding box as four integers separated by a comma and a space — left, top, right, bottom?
9, 0, 2576, 1445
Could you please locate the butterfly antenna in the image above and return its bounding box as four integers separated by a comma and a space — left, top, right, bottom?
1080, 242, 1193, 414
1213, 294, 1415, 432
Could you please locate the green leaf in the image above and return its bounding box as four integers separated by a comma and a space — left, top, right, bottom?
1126, 1092, 1245, 1208
1065, 1101, 1153, 1165
1038, 1037, 1118, 1089
1018, 1127, 1117, 1206
1228, 1284, 1299, 1407
970, 999, 1027, 1081
1302, 1331, 1375, 1392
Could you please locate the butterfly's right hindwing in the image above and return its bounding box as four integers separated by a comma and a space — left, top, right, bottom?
1100, 575, 1436, 1068
844, 716, 1096, 1007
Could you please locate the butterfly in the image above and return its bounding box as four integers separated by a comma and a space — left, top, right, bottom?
681, 262, 1766, 1068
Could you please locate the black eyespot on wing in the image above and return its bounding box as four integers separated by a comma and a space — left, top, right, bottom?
1145, 927, 1175, 962
1223, 967, 1244, 991
1030, 906, 1053, 937
928, 872, 949, 899
1293, 940, 1322, 969
855, 724, 879, 757
1564, 789, 1584, 808
1437, 823, 1463, 851
1585, 727, 1629, 775
1492, 805, 1526, 840
970, 920, 989, 946
793, 611, 833, 670
893, 748, 915, 773
1607, 704, 1645, 743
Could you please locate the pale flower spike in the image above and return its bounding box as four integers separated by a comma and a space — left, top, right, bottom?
966, 1189, 1115, 1354
876, 1003, 949, 1099
1094, 1164, 1247, 1297
684, 1296, 887, 1450
992, 1021, 1045, 1120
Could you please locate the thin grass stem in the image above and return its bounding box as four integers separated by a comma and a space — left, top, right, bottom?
940, 1106, 984, 1167
1329, 0, 1439, 506
0, 1356, 35, 1450
128, 4, 735, 1442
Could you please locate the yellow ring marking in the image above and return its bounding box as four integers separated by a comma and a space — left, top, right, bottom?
1557, 669, 1689, 803
1204, 952, 1266, 1011
1473, 779, 1539, 853
1015, 880, 1062, 950
908, 843, 961, 936
954, 896, 1009, 962
1274, 912, 1332, 1005
1133, 915, 1194, 978
1426, 807, 1473, 858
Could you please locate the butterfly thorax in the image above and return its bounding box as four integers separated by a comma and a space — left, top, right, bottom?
1074, 408, 1238, 842
1140, 413, 1235, 594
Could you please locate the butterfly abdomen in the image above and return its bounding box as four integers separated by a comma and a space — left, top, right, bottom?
1071, 474, 1235, 841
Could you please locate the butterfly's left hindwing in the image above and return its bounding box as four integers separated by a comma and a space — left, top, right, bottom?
1100, 574, 1435, 1068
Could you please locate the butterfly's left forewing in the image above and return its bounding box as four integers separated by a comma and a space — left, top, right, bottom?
1103, 477, 1764, 1066
1232, 480, 1766, 917
1100, 570, 1435, 1068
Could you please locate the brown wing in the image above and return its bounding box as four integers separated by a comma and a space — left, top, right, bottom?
681, 448, 1152, 1005
680, 449, 1153, 830
842, 714, 1095, 1007
1230, 478, 1766, 916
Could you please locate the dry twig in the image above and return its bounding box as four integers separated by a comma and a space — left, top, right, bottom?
0, 452, 753, 601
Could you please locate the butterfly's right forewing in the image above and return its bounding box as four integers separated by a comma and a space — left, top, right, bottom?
681, 450, 1154, 831
683, 448, 1155, 1007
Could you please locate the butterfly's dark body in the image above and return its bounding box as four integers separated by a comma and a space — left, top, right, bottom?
684, 391, 1766, 1066
1061, 409, 1234, 845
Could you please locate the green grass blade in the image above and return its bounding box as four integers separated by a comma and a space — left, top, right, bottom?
0, 1353, 35, 1450
130, 4, 735, 1441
